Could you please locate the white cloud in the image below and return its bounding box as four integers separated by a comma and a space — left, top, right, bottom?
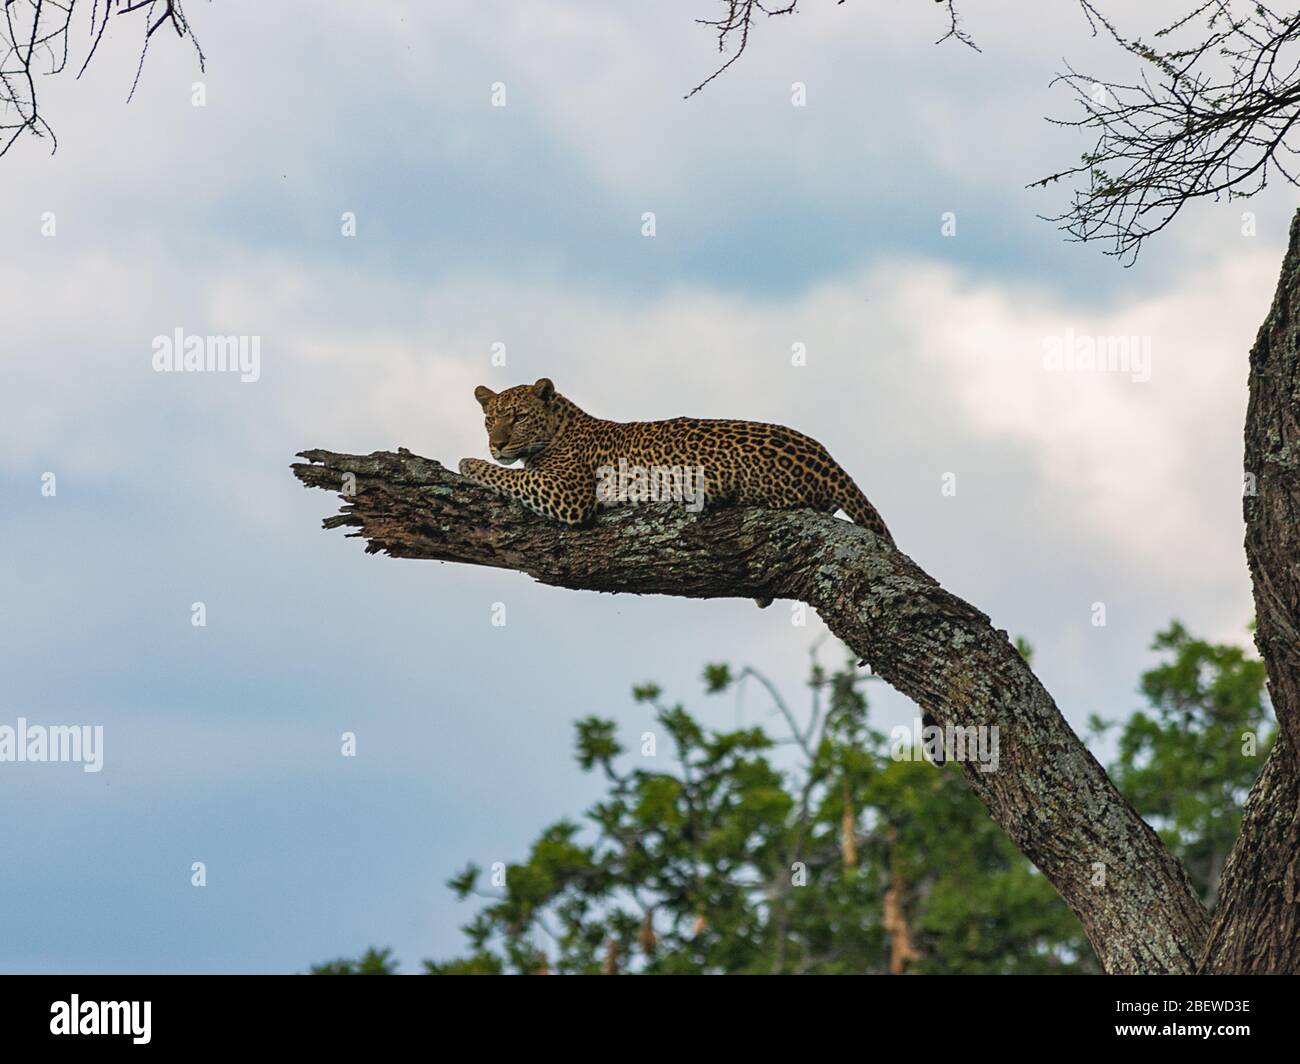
883, 254, 1273, 581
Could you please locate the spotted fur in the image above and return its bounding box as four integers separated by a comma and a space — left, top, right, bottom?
458, 377, 893, 559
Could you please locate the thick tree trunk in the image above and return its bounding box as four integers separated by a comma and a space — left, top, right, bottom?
1199, 738, 1300, 973
1198, 209, 1300, 973
292, 447, 1209, 972
1244, 211, 1300, 763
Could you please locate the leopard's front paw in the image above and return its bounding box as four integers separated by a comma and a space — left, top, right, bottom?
458, 458, 488, 482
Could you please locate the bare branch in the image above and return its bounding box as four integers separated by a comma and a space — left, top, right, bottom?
1035, 1, 1300, 262
935, 0, 979, 52
685, 0, 977, 100
0, 0, 205, 159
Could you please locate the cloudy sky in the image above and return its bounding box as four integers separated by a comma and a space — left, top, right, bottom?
0, 0, 1285, 972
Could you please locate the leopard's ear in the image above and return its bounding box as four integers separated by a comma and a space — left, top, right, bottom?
532, 377, 555, 403
474, 385, 496, 410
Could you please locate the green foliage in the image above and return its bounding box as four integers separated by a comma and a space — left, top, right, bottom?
1014, 636, 1034, 665
415, 649, 1096, 974
1090, 621, 1272, 907
309, 946, 399, 975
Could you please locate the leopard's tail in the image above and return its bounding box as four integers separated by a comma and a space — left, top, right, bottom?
839, 475, 895, 547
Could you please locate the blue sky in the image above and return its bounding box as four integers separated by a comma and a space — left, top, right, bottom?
0, 0, 1285, 971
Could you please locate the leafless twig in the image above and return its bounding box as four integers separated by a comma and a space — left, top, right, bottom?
0, 0, 204, 159
686, 0, 977, 100
1034, 1, 1300, 262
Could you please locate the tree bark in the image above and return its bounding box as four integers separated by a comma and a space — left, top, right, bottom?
1199, 738, 1300, 973
292, 446, 1209, 973
1244, 210, 1300, 763
1198, 208, 1300, 973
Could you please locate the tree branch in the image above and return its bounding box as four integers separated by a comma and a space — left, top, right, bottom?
1199, 206, 1300, 972
291, 445, 1209, 973
1199, 737, 1300, 972
684, 0, 977, 100
0, 0, 204, 160
1035, 2, 1300, 262
1243, 208, 1300, 764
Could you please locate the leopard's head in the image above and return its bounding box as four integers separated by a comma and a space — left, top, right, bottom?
474, 378, 562, 464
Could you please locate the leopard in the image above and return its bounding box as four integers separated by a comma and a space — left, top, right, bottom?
458, 378, 894, 605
